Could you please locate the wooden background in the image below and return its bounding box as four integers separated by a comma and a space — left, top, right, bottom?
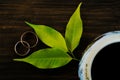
0, 0, 120, 80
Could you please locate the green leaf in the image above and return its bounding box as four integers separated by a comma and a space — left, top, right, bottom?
14, 48, 72, 69
25, 22, 68, 52
65, 3, 83, 52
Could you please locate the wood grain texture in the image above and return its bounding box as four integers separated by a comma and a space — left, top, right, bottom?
0, 0, 120, 80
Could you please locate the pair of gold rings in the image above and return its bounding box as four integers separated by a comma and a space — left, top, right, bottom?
14, 31, 38, 56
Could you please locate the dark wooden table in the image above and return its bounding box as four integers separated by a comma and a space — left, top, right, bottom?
0, 0, 120, 80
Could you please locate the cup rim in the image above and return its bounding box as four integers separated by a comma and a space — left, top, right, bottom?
78, 31, 120, 80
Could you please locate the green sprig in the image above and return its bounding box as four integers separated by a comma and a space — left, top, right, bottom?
14, 2, 83, 69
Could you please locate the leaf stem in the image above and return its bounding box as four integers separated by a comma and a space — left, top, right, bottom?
70, 52, 78, 61
71, 52, 75, 58
72, 57, 79, 61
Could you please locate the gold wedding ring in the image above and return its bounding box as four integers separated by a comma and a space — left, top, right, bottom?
20, 31, 38, 48
14, 31, 38, 56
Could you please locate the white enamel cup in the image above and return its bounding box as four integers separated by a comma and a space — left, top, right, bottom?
78, 31, 120, 80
